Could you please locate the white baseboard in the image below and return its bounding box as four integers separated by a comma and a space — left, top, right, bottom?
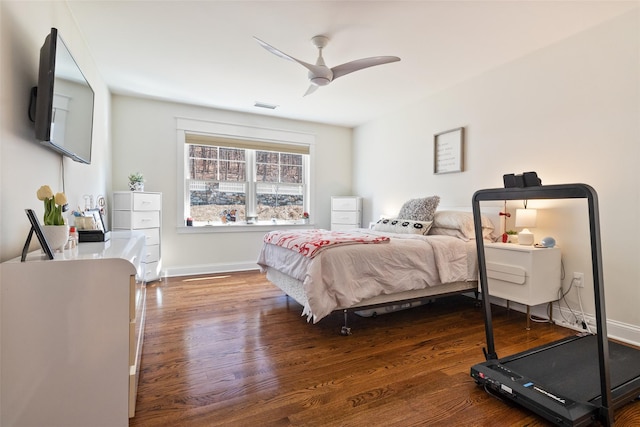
162, 262, 259, 278
483, 295, 640, 348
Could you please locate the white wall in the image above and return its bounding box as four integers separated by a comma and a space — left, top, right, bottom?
1, 1, 113, 262
111, 95, 352, 275
353, 10, 640, 342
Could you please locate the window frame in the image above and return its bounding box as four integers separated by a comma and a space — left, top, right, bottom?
176, 118, 315, 232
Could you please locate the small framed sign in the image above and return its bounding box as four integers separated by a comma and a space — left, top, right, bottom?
22, 208, 54, 261
434, 127, 464, 174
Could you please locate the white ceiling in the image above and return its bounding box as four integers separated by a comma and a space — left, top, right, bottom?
67, 1, 638, 128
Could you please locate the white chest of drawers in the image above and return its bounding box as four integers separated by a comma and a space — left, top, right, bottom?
113, 191, 162, 281
1, 232, 146, 426
331, 196, 362, 231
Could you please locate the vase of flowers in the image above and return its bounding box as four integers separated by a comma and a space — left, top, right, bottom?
302, 212, 310, 224
36, 185, 69, 250
128, 172, 145, 191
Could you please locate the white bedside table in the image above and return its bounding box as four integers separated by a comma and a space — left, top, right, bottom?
481, 242, 561, 329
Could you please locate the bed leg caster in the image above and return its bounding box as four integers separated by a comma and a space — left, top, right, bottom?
340, 309, 352, 335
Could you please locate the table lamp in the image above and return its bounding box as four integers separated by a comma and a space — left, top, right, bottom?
515, 208, 537, 245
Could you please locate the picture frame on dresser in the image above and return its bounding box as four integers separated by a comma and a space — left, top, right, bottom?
87, 208, 107, 232
22, 208, 54, 261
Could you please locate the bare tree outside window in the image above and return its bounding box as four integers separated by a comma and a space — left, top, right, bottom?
187, 145, 306, 224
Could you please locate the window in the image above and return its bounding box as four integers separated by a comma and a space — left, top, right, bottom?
180, 129, 311, 227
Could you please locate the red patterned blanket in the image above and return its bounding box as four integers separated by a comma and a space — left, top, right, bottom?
263, 229, 390, 258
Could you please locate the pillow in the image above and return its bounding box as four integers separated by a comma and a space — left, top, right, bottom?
430, 211, 495, 240
428, 227, 470, 241
396, 196, 440, 222
373, 218, 433, 235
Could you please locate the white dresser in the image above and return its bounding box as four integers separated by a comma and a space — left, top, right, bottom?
113, 191, 162, 281
1, 231, 146, 426
331, 196, 362, 231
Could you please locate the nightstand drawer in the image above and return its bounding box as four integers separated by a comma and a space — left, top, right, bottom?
483, 243, 561, 307
487, 262, 526, 285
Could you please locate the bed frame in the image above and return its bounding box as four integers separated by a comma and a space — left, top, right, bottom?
266, 266, 478, 335
265, 206, 504, 335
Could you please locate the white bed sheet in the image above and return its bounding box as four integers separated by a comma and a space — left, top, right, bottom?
257, 229, 478, 323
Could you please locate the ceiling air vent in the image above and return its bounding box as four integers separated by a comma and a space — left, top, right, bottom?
254, 101, 278, 110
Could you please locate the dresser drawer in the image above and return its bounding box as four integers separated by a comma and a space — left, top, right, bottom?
144, 245, 160, 263
332, 197, 361, 211
114, 210, 160, 229
144, 261, 160, 281
139, 228, 160, 246
331, 211, 359, 224
114, 192, 161, 211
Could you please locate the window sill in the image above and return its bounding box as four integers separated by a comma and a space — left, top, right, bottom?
177, 222, 316, 234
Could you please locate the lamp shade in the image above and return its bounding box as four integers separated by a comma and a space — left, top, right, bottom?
515, 208, 537, 228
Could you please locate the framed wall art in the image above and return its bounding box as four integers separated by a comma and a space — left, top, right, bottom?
434, 127, 464, 174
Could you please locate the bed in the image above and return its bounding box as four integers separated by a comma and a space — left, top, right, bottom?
257, 197, 500, 334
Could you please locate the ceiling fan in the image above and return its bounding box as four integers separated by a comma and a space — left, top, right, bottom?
254, 35, 401, 96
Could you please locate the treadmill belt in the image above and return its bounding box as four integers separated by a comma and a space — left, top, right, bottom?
502, 335, 640, 403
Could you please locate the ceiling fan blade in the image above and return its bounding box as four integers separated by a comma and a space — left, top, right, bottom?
253, 36, 324, 75
303, 84, 319, 97
331, 56, 401, 80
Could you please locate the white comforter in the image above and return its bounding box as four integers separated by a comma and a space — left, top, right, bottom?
257, 229, 477, 323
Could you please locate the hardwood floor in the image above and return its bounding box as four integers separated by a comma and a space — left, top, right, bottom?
130, 271, 640, 426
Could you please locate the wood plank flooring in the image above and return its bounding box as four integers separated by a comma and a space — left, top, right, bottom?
130, 271, 640, 426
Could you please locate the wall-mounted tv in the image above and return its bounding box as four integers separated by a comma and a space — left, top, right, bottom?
31, 28, 94, 164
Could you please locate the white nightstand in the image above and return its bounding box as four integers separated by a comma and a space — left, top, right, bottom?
481, 242, 561, 329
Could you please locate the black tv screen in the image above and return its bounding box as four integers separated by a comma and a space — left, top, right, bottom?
34, 28, 94, 164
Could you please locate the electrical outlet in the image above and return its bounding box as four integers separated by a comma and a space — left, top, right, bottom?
573, 272, 584, 288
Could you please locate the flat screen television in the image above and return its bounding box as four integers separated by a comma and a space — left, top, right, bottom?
31, 28, 94, 164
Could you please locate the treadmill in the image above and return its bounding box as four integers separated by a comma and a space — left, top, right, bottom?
469, 183, 640, 426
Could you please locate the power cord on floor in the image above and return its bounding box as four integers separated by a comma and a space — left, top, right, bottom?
577, 285, 592, 334
557, 277, 580, 325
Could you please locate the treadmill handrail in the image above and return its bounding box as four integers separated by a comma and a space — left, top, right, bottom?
471, 183, 614, 426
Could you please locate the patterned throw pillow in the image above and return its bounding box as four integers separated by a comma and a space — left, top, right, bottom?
373, 218, 433, 235
396, 196, 440, 222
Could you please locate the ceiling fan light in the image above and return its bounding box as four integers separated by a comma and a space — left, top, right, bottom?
310, 77, 330, 86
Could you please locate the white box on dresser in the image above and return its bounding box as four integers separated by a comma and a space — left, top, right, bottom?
113, 191, 162, 281
331, 196, 362, 231
1, 231, 147, 426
